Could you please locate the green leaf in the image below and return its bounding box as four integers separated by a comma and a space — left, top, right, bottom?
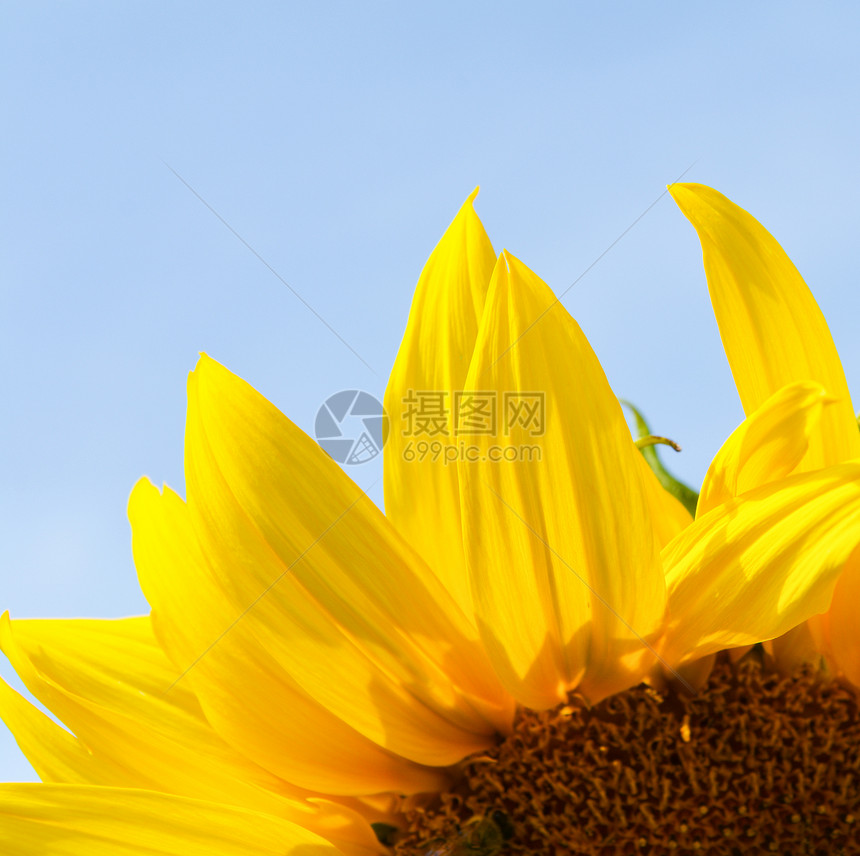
621, 400, 699, 517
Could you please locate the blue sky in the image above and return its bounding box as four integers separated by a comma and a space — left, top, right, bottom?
2, 1, 859, 779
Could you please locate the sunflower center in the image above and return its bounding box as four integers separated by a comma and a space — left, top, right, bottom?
392, 655, 860, 855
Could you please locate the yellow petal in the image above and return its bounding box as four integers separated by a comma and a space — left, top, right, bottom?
185, 356, 512, 751
649, 653, 716, 695
384, 189, 496, 615
0, 673, 94, 782
661, 463, 860, 665
767, 621, 820, 675
669, 183, 859, 470
0, 616, 187, 790
130, 477, 450, 797
458, 251, 666, 709
133, 355, 513, 790
697, 380, 833, 516
816, 546, 860, 686
0, 615, 382, 856
0, 785, 342, 855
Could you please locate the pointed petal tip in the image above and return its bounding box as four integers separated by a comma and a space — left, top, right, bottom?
668, 181, 705, 204
467, 185, 480, 204
0, 611, 12, 655
192, 351, 218, 375
188, 353, 237, 402
191, 351, 209, 370
668, 183, 750, 224
129, 475, 159, 503
127, 478, 177, 529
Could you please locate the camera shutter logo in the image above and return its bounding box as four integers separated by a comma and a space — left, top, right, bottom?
314, 390, 389, 465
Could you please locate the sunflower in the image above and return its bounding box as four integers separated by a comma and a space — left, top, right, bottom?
2, 185, 860, 854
